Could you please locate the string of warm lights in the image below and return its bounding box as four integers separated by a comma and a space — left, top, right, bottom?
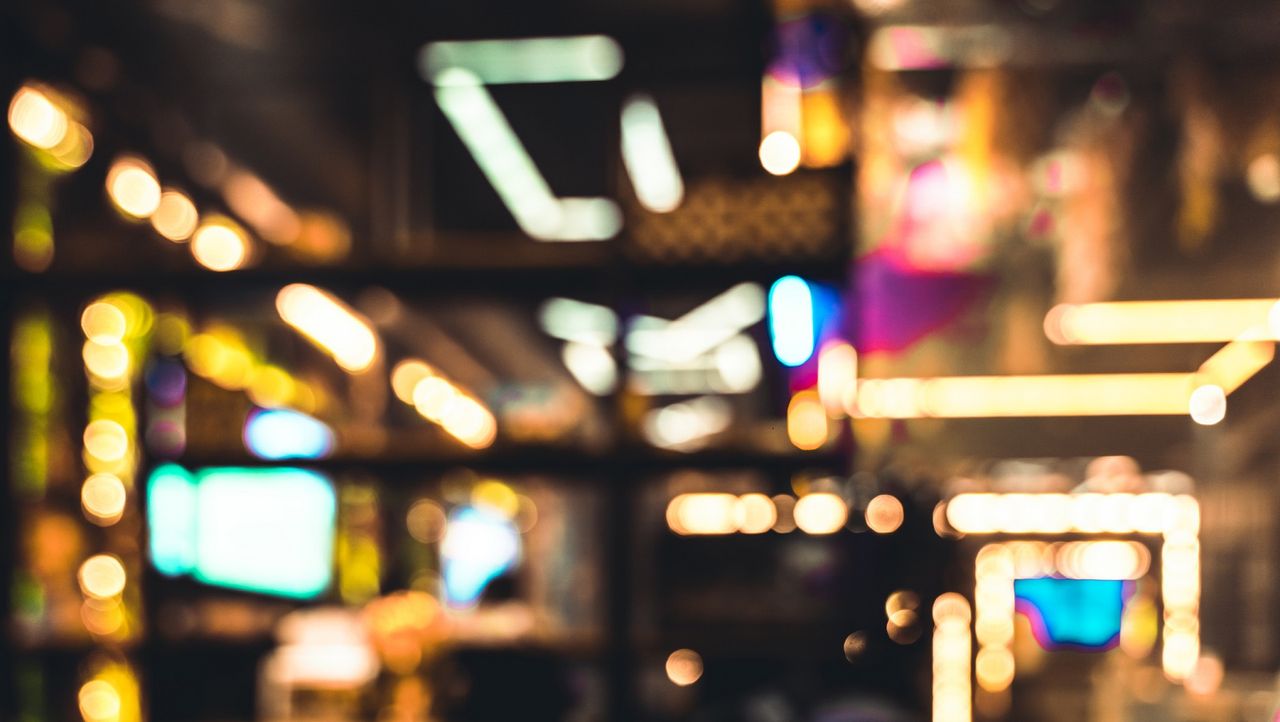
78, 292, 153, 722
390, 358, 497, 449
665, 491, 904, 536
9, 79, 347, 275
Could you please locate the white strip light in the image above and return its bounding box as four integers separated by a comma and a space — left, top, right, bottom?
421, 36, 623, 85
621, 94, 684, 213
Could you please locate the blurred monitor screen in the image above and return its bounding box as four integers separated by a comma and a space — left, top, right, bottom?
147, 465, 337, 599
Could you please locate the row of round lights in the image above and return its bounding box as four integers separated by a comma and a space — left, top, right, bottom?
665, 491, 904, 535
78, 294, 150, 722
9, 82, 343, 275
391, 359, 497, 449
104, 154, 251, 271
79, 294, 151, 641
182, 320, 320, 412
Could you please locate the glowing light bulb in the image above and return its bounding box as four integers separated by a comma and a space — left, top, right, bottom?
787, 389, 828, 450
665, 649, 703, 686
84, 420, 129, 462
1188, 384, 1225, 425
759, 130, 801, 176
78, 679, 122, 722
106, 156, 162, 219
81, 473, 127, 525
78, 554, 127, 599
191, 216, 250, 271
391, 360, 435, 403
866, 494, 905, 534
150, 189, 199, 241
81, 302, 128, 344
794, 492, 848, 534
8, 85, 68, 150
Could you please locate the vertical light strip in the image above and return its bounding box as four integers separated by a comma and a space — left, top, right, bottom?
1160, 496, 1201, 681
621, 94, 684, 213
973, 543, 1015, 699
768, 276, 815, 367
933, 593, 972, 722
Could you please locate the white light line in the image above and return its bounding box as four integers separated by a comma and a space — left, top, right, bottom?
621, 94, 684, 213
421, 35, 623, 85
431, 67, 620, 241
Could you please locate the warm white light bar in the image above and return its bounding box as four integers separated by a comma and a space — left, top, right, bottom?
852, 373, 1195, 418
276, 284, 379, 373
421, 35, 623, 85
621, 94, 684, 213
932, 593, 972, 722
1045, 299, 1280, 345
1195, 337, 1274, 393
945, 492, 1196, 536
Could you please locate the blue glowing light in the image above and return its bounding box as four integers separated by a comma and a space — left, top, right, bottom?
768, 275, 816, 366
1014, 578, 1130, 651
441, 505, 520, 607
147, 464, 197, 577
147, 465, 337, 599
243, 408, 334, 460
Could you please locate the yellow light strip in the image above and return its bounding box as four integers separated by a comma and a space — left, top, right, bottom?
946, 492, 1191, 535
852, 373, 1195, 418
932, 593, 972, 722
1195, 337, 1274, 393
1044, 299, 1280, 345
276, 284, 379, 373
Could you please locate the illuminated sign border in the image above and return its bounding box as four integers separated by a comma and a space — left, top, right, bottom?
932, 492, 1201, 722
